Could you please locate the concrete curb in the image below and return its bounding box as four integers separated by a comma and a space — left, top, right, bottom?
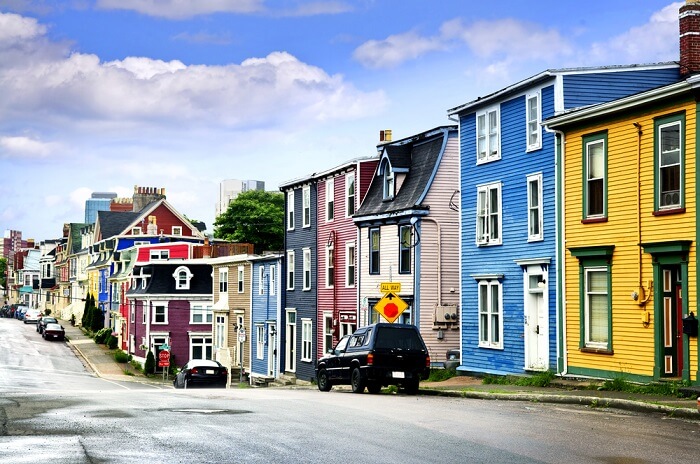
420, 388, 700, 420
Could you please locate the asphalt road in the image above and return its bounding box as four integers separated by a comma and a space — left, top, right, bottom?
2, 318, 700, 464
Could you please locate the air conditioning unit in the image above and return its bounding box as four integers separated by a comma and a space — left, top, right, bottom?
434, 304, 459, 325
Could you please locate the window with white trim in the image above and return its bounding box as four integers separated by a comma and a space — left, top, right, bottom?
171, 226, 182, 236
190, 305, 213, 324
326, 178, 334, 221
476, 182, 502, 245
287, 251, 295, 290
287, 190, 295, 230
477, 279, 502, 348
219, 268, 228, 293
237, 265, 244, 293
130, 305, 135, 323
399, 225, 412, 274
346, 172, 355, 216
346, 242, 355, 287
323, 313, 333, 355
190, 336, 213, 360
656, 114, 684, 210
258, 266, 265, 295
476, 106, 500, 163
132, 227, 142, 235
584, 267, 610, 349
256, 325, 265, 360
527, 173, 543, 241
369, 228, 380, 274
152, 305, 167, 324
383, 167, 395, 200
173, 266, 192, 290
215, 315, 226, 349
301, 318, 312, 361
270, 265, 276, 295
526, 92, 541, 151
584, 134, 607, 219
326, 243, 334, 288
303, 248, 311, 291
302, 185, 311, 228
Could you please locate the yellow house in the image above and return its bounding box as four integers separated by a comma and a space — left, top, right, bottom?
546, 79, 700, 383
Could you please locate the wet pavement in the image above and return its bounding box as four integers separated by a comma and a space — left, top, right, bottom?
60, 319, 700, 420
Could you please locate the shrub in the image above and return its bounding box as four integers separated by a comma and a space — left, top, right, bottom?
144, 350, 156, 375
428, 367, 457, 382
114, 350, 129, 363
106, 335, 118, 349
130, 360, 143, 372
94, 327, 111, 344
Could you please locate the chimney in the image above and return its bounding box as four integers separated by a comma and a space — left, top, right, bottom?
680, 1, 700, 77
379, 129, 392, 143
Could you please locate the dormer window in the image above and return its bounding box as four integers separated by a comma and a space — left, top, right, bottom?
132, 227, 142, 235
173, 266, 193, 290
383, 168, 395, 200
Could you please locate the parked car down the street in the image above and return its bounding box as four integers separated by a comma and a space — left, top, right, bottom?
173, 360, 228, 389
37, 316, 58, 333
42, 323, 65, 341
23, 309, 42, 324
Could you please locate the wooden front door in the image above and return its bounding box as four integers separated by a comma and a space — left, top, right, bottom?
661, 267, 683, 377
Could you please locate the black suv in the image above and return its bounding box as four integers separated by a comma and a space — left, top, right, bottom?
315, 323, 430, 394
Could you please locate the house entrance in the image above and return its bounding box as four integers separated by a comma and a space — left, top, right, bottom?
661, 266, 683, 377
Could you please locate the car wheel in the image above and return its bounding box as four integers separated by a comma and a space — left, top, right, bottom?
317, 369, 332, 392
184, 379, 189, 389
173, 379, 179, 389
403, 379, 420, 395
351, 368, 365, 393
367, 381, 381, 394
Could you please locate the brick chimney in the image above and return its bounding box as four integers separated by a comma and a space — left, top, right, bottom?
680, 0, 700, 77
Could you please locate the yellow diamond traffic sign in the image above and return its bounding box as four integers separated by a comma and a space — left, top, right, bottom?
374, 292, 408, 323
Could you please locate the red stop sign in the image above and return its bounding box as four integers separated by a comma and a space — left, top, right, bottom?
158, 350, 170, 367
384, 302, 398, 318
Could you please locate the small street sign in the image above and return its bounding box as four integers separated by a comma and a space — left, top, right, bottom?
158, 349, 170, 367
374, 292, 408, 323
380, 282, 401, 293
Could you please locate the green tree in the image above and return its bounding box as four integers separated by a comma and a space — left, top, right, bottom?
144, 350, 156, 375
0, 257, 7, 292
213, 190, 284, 253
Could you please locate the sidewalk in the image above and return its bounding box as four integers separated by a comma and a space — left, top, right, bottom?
60, 320, 700, 419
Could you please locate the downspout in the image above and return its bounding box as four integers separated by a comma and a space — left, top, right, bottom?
633, 122, 652, 308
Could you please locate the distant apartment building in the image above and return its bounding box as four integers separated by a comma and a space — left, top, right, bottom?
85, 192, 117, 224
215, 179, 265, 218
2, 230, 27, 296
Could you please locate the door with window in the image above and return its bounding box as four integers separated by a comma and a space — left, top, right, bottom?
523, 267, 548, 371
267, 323, 276, 377
285, 310, 296, 373
661, 267, 683, 377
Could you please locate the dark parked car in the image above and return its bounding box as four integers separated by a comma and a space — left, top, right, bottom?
37, 316, 58, 333
173, 360, 228, 389
42, 323, 65, 341
315, 323, 431, 394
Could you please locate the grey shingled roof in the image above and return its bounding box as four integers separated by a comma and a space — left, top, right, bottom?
97, 211, 140, 239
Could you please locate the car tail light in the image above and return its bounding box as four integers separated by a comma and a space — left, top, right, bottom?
425, 356, 431, 368
367, 353, 374, 365
221, 369, 228, 376
190, 368, 199, 374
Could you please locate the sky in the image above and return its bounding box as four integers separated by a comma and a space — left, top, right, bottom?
0, 0, 685, 241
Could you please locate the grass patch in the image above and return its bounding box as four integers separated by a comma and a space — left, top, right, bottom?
428, 368, 457, 382
482, 371, 555, 388
597, 377, 689, 397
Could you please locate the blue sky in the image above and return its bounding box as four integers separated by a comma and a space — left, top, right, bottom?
0, 0, 684, 240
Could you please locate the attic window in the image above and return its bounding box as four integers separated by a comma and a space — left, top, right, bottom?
172, 226, 182, 236
132, 227, 142, 235
173, 266, 193, 290
383, 168, 395, 200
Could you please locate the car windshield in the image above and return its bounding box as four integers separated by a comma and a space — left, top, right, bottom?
334, 336, 349, 353
374, 327, 424, 350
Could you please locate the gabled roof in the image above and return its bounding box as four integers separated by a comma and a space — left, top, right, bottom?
353, 126, 456, 222
96, 211, 140, 240
127, 263, 213, 296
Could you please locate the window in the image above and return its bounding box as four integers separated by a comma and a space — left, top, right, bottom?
527, 173, 543, 241
526, 92, 541, 151
383, 167, 395, 200
152, 305, 167, 324
369, 228, 380, 274
287, 251, 295, 290
477, 106, 500, 162
173, 266, 192, 290
476, 182, 502, 245
270, 265, 276, 295
132, 227, 142, 235
326, 178, 334, 221
171, 226, 182, 236
323, 314, 333, 355
399, 225, 412, 274
258, 266, 265, 295
287, 190, 295, 230
237, 265, 244, 293
584, 268, 610, 349
301, 319, 312, 361
142, 306, 146, 324
219, 268, 228, 293
215, 315, 226, 349
584, 133, 607, 219
326, 243, 334, 288
190, 336, 213, 360
346, 172, 356, 216
256, 325, 265, 360
346, 242, 355, 287
303, 248, 311, 291
477, 279, 502, 348
190, 305, 213, 324
655, 114, 684, 211
130, 305, 135, 323
302, 185, 311, 227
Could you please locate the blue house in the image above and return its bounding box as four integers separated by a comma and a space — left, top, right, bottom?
447, 64, 681, 376
279, 176, 318, 382
249, 254, 283, 385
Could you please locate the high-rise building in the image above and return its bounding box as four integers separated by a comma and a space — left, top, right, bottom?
215, 179, 265, 218
85, 192, 117, 224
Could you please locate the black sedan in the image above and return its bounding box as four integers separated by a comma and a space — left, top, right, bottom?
173, 360, 228, 389
37, 316, 58, 333
42, 323, 65, 341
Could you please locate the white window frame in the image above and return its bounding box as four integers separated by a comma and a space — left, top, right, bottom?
526, 173, 543, 242
152, 304, 168, 324
173, 265, 192, 290
476, 182, 502, 246
219, 268, 228, 293
131, 227, 142, 235
302, 185, 311, 228
303, 248, 311, 291
190, 305, 213, 324
287, 190, 295, 231
476, 105, 500, 163
301, 318, 312, 361
326, 243, 334, 288
383, 168, 395, 200
346, 172, 356, 217
345, 241, 355, 287
526, 91, 541, 152
171, 226, 182, 236
477, 279, 503, 349
658, 119, 683, 209
270, 265, 276, 295
215, 315, 226, 349
256, 325, 265, 360
189, 335, 213, 360
237, 265, 244, 293
584, 267, 610, 349
323, 313, 334, 355
326, 178, 334, 222
258, 265, 265, 295
286, 251, 295, 290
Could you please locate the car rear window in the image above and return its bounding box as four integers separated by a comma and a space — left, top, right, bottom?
374, 327, 424, 350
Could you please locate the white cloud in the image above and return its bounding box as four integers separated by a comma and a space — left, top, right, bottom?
588, 2, 681, 64
0, 11, 45, 44
96, 0, 263, 19
0, 135, 56, 158
353, 31, 444, 69
280, 1, 353, 17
